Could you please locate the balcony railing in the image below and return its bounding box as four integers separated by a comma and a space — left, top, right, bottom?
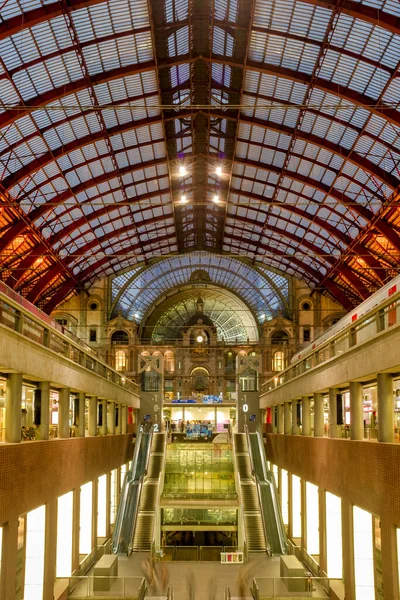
0, 282, 138, 395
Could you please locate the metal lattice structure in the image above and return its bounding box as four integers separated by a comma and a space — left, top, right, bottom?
111, 253, 289, 323
1, 0, 400, 311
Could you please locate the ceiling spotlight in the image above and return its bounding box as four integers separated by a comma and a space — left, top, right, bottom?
216, 166, 222, 176
179, 165, 187, 176
212, 195, 220, 203
180, 195, 187, 203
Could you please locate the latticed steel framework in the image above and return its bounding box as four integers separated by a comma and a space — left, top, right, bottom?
1, 0, 400, 311
111, 253, 289, 323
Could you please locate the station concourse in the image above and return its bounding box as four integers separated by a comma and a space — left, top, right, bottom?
1, 0, 400, 598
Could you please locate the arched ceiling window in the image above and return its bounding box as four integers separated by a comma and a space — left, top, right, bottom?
148, 289, 260, 343
112, 252, 289, 324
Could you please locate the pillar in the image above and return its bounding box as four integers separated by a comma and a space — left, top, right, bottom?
328, 387, 339, 438
76, 392, 85, 437
271, 405, 277, 433
37, 381, 50, 441
277, 404, 284, 434
88, 395, 98, 436
1, 518, 19, 600
115, 403, 121, 434
99, 399, 108, 436
5, 373, 22, 443
377, 372, 394, 443
302, 396, 311, 436
72, 488, 80, 572
314, 392, 324, 437
291, 399, 299, 435
121, 405, 127, 434
43, 499, 57, 600
58, 387, 70, 438
284, 402, 291, 435
342, 498, 355, 600
108, 402, 116, 435
349, 381, 363, 440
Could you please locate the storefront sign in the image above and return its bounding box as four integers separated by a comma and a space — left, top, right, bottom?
171, 398, 196, 404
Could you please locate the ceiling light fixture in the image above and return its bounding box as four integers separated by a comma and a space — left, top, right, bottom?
216, 166, 222, 176
212, 195, 220, 203
180, 195, 187, 203
179, 165, 187, 176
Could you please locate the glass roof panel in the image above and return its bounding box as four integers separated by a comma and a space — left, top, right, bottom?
111, 252, 289, 323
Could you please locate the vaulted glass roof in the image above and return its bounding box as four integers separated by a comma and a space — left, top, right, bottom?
1, 0, 400, 311
149, 289, 260, 343
111, 252, 289, 323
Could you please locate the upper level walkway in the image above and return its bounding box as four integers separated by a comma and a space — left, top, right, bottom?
0, 281, 139, 406
260, 287, 400, 406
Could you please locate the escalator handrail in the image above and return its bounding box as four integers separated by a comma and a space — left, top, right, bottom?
128, 428, 154, 550
245, 427, 288, 555
232, 433, 248, 551
111, 428, 146, 553
112, 426, 154, 554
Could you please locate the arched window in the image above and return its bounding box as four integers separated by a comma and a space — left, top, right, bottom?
239, 368, 258, 392
272, 351, 285, 372
115, 350, 127, 372
111, 330, 129, 345
271, 330, 289, 345
164, 351, 175, 373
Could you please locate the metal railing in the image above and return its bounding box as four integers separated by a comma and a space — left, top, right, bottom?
63, 575, 146, 598
251, 576, 342, 599
232, 431, 248, 556
112, 427, 154, 554
262, 291, 400, 394
154, 545, 244, 562
0, 284, 138, 395
287, 541, 321, 577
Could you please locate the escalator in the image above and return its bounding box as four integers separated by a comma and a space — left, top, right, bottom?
233, 433, 266, 552
131, 432, 166, 551
246, 428, 288, 555
111, 427, 153, 555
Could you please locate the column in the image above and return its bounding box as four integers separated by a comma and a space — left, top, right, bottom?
43, 499, 57, 600
76, 392, 85, 438
377, 372, 394, 443
58, 387, 70, 438
108, 402, 116, 435
88, 395, 98, 436
277, 404, 284, 434
349, 381, 363, 440
37, 381, 50, 441
291, 399, 299, 435
1, 518, 19, 600
72, 488, 80, 573
302, 396, 311, 436
284, 402, 291, 435
341, 498, 355, 600
99, 399, 108, 436
271, 405, 277, 433
328, 387, 339, 438
314, 392, 324, 437
121, 405, 128, 434
115, 403, 121, 434
5, 372, 22, 443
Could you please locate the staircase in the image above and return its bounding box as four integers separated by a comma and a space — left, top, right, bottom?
132, 432, 166, 551
234, 433, 266, 552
